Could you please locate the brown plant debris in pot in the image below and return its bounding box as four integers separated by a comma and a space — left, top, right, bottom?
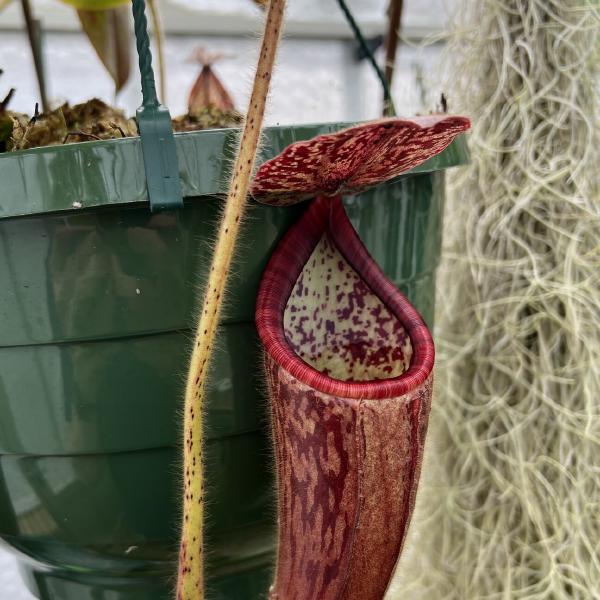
172, 104, 243, 132
0, 96, 244, 154
9, 98, 137, 151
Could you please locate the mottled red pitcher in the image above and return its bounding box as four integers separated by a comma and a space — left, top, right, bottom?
253, 115, 469, 600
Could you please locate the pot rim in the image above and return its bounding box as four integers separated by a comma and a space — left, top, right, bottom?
0, 123, 469, 221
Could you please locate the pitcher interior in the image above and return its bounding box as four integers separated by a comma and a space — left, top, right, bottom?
283, 232, 413, 382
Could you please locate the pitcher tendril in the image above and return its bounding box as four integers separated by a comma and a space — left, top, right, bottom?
175, 1, 287, 599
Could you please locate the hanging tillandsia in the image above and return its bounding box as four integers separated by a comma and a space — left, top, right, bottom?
252, 116, 470, 599
393, 1, 600, 598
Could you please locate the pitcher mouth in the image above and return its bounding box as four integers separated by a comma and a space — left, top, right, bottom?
256, 194, 434, 400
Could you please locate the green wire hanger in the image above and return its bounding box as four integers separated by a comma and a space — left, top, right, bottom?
131, 0, 182, 211
336, 0, 397, 117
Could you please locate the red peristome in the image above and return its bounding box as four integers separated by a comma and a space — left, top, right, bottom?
257, 195, 434, 399
256, 196, 434, 600
252, 115, 470, 206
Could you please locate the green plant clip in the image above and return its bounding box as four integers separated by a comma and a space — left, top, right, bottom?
131, 0, 182, 211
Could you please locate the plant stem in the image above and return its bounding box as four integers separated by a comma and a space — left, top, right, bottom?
175, 1, 286, 599
147, 0, 167, 104
21, 0, 49, 113
383, 0, 403, 116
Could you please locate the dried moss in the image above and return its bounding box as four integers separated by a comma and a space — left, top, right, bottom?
1, 99, 243, 153
172, 104, 242, 133
10, 98, 137, 151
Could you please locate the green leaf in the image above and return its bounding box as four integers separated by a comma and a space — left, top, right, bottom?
77, 6, 131, 93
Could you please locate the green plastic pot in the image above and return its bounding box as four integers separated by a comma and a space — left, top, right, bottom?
0, 125, 468, 600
